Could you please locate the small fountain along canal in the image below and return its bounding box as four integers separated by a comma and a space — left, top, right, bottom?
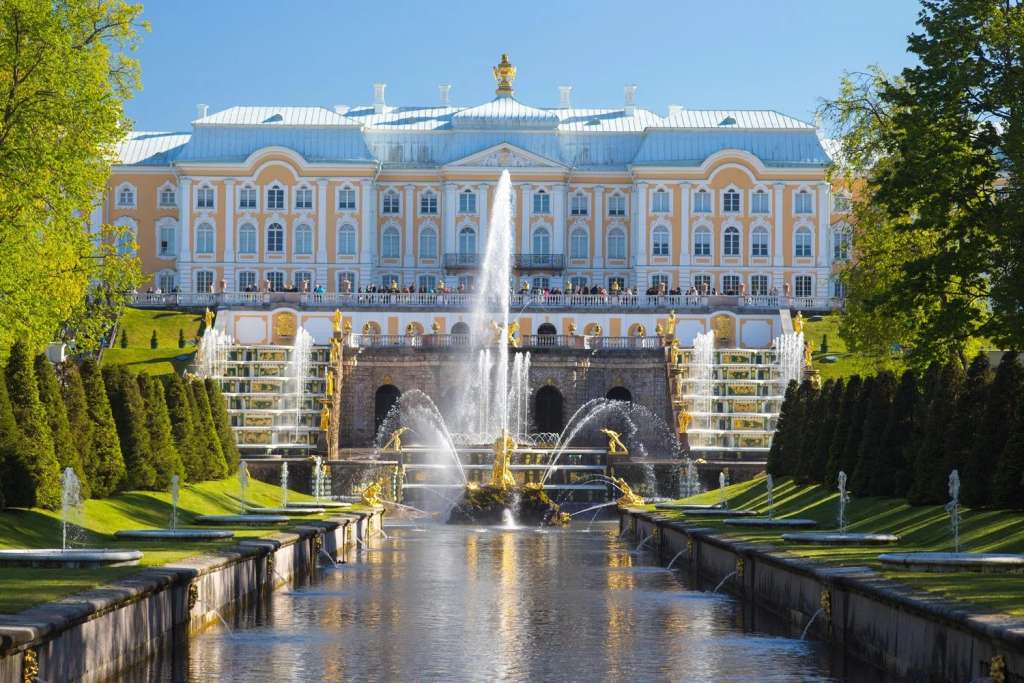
125, 522, 877, 682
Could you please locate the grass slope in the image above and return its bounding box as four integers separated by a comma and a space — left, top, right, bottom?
101, 308, 203, 375
660, 476, 1024, 616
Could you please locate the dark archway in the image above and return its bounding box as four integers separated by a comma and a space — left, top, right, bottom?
537, 323, 557, 335
606, 386, 632, 402
534, 385, 564, 434
450, 322, 470, 335
374, 384, 401, 434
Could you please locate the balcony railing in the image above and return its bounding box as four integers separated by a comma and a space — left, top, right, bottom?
347, 333, 664, 350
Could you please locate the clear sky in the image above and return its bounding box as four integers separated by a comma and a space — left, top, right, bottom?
126, 0, 923, 131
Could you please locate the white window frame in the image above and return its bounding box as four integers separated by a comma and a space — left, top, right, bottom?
751, 225, 770, 258
751, 188, 770, 214
294, 223, 313, 256
722, 225, 741, 257
157, 183, 176, 209
195, 184, 216, 210
418, 225, 438, 259
607, 192, 626, 217
195, 221, 215, 255
381, 225, 401, 259
157, 218, 177, 257
382, 189, 401, 215
607, 226, 627, 260
419, 190, 438, 215
570, 228, 588, 260
832, 229, 851, 261
266, 222, 285, 255
794, 188, 814, 215
532, 226, 551, 255
238, 185, 258, 210
458, 189, 477, 214
337, 186, 357, 211
651, 225, 670, 257
266, 184, 285, 211
337, 223, 356, 257
651, 188, 671, 214
794, 275, 813, 298
722, 186, 741, 214
750, 274, 769, 295
532, 189, 551, 215
115, 182, 137, 209
693, 225, 712, 257
795, 226, 813, 258
195, 270, 215, 293
570, 192, 588, 216
693, 188, 712, 214
238, 223, 258, 255
458, 226, 477, 255
294, 185, 314, 210
238, 270, 258, 291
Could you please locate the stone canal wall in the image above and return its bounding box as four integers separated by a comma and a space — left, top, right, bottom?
0, 509, 383, 683
621, 510, 1024, 683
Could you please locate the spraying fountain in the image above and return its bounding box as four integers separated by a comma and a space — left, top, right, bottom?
239, 461, 327, 517
116, 474, 234, 541
783, 470, 899, 545
289, 455, 350, 510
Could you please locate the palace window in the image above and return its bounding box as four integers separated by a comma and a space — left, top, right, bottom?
381, 226, 400, 259
651, 189, 670, 213
238, 186, 257, 210
382, 189, 400, 215
834, 193, 851, 212
418, 274, 437, 292
795, 189, 813, 214
694, 189, 711, 213
338, 187, 356, 210
651, 274, 670, 290
723, 226, 740, 257
607, 193, 626, 217
570, 193, 587, 216
532, 227, 551, 255
195, 222, 214, 255
294, 224, 313, 255
158, 222, 177, 257
651, 226, 669, 256
116, 184, 136, 208
337, 272, 356, 291
459, 189, 476, 214
750, 274, 769, 295
532, 277, 550, 291
419, 227, 438, 259
420, 190, 438, 215
294, 271, 312, 289
238, 271, 257, 291
795, 227, 813, 257
196, 186, 215, 209
569, 276, 588, 291
157, 271, 176, 293
751, 189, 770, 214
195, 270, 214, 293
266, 185, 284, 211
267, 222, 284, 254
381, 274, 400, 289
114, 218, 136, 255
722, 275, 740, 295
267, 271, 285, 291
295, 187, 313, 210
693, 274, 711, 292
723, 189, 740, 213
238, 223, 257, 254
833, 231, 851, 261
608, 276, 625, 291
751, 227, 769, 257
337, 224, 356, 256
795, 275, 813, 298
832, 278, 846, 298
570, 229, 588, 259
533, 189, 551, 214
158, 186, 176, 208
458, 226, 476, 255
694, 227, 711, 256
607, 228, 626, 259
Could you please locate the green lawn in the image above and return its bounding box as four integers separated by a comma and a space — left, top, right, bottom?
0, 476, 361, 614
657, 476, 1024, 616
801, 314, 898, 381
101, 308, 203, 375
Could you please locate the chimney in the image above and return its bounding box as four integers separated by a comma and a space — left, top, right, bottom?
558, 85, 572, 109
668, 104, 683, 116
373, 83, 386, 114
333, 104, 348, 114
623, 85, 637, 116
439, 84, 451, 106
196, 103, 209, 119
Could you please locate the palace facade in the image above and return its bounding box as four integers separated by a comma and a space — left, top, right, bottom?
104, 55, 850, 303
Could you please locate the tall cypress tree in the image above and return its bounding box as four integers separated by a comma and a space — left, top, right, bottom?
839, 375, 875, 490
4, 341, 61, 509
79, 358, 126, 497
190, 378, 227, 479
768, 380, 799, 476
205, 378, 239, 472
162, 373, 202, 481
138, 374, 184, 488
103, 365, 156, 491
908, 359, 964, 505
795, 380, 822, 482
943, 353, 992, 478
851, 371, 897, 496
994, 403, 1024, 509
56, 361, 94, 498
34, 353, 85, 495
0, 363, 30, 509
811, 379, 843, 485
873, 369, 919, 498
826, 375, 862, 485
963, 353, 1023, 507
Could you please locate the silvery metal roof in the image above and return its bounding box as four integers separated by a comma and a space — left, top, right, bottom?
193, 106, 358, 127
661, 110, 814, 130
633, 129, 830, 167
115, 131, 191, 165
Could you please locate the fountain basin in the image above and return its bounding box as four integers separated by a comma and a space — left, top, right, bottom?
654, 503, 721, 511
0, 549, 143, 568
683, 509, 758, 518
287, 501, 350, 509
724, 518, 817, 528
878, 552, 1024, 574
113, 529, 235, 541
783, 532, 899, 545
195, 514, 291, 525
244, 506, 326, 515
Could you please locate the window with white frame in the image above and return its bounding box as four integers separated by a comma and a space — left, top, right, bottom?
114, 218, 136, 255
532, 277, 550, 291
795, 275, 813, 297
337, 187, 356, 210
238, 223, 257, 255
569, 276, 588, 291
795, 227, 813, 257
458, 189, 476, 214
607, 228, 626, 259
337, 271, 356, 291
337, 224, 356, 256
295, 187, 313, 210
607, 193, 626, 216
158, 221, 177, 257
651, 188, 670, 213
794, 189, 813, 214
267, 222, 284, 254
457, 274, 474, 290
723, 189, 740, 213
723, 226, 740, 257
722, 275, 740, 294
693, 274, 711, 292
238, 271, 257, 291
832, 278, 846, 298
418, 274, 437, 292
266, 185, 284, 210
532, 189, 551, 214
833, 230, 851, 261
157, 271, 176, 293
195, 222, 214, 255
420, 190, 438, 215
267, 271, 285, 291
751, 226, 769, 257
532, 227, 551, 255
458, 226, 476, 255
381, 273, 400, 288
608, 276, 625, 291
116, 184, 136, 208
651, 274, 669, 290
694, 189, 711, 213
651, 225, 669, 256
294, 224, 313, 255
196, 186, 215, 209
751, 189, 770, 214
833, 193, 851, 212
382, 189, 400, 214
238, 186, 257, 210
419, 227, 437, 259
570, 229, 588, 259
195, 270, 214, 293
381, 226, 401, 259
158, 186, 176, 208
750, 274, 768, 295
694, 227, 711, 256
294, 271, 312, 289
570, 193, 587, 216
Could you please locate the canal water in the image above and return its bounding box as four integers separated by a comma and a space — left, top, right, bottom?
126, 522, 880, 682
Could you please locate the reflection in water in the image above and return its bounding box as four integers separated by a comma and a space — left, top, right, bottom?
123, 523, 885, 682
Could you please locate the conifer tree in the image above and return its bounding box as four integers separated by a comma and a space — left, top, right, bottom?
826, 375, 862, 485
811, 378, 843, 485
120, 329, 128, 348
795, 380, 822, 482
964, 353, 1023, 507
178, 328, 186, 349
79, 358, 126, 497
137, 374, 184, 488
162, 373, 202, 481
767, 380, 799, 476
205, 378, 239, 471
34, 353, 85, 494
103, 365, 156, 490
3, 341, 61, 509
873, 369, 919, 498
58, 361, 95, 498
994, 403, 1024, 509
190, 378, 227, 479
150, 330, 158, 349
0, 362, 30, 509
908, 359, 964, 505
851, 371, 896, 495
943, 353, 992, 478
839, 375, 875, 489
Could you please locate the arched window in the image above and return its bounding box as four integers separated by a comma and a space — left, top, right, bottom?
533, 385, 564, 433
195, 222, 214, 255
570, 229, 588, 259
607, 228, 626, 259
158, 185, 176, 208
606, 386, 632, 402
458, 189, 476, 214
694, 189, 711, 213
374, 385, 401, 433
266, 184, 284, 210
752, 189, 770, 214
532, 227, 551, 255
451, 322, 470, 335
238, 223, 257, 254
337, 224, 356, 256
694, 227, 712, 256
795, 227, 813, 257
195, 270, 214, 293
723, 189, 740, 213
116, 184, 136, 208
651, 225, 669, 257
795, 189, 813, 214
382, 226, 400, 259
607, 193, 626, 216
419, 226, 437, 259
458, 227, 476, 255
294, 224, 313, 255
267, 222, 284, 254
751, 227, 769, 257
833, 230, 851, 261
382, 189, 400, 214
651, 188, 670, 213
570, 193, 587, 216
723, 226, 740, 256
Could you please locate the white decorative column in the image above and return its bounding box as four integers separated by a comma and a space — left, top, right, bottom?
816, 182, 830, 267
678, 181, 691, 287
404, 184, 416, 271
177, 177, 192, 292
520, 184, 531, 253
633, 181, 648, 269
553, 183, 566, 257
360, 180, 376, 283
478, 183, 489, 248
443, 182, 457, 260
223, 179, 235, 289
316, 179, 329, 286
593, 185, 604, 267
772, 183, 785, 290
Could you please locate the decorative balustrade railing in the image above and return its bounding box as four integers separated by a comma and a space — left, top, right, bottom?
346, 333, 664, 350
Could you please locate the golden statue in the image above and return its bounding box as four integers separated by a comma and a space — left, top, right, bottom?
405, 322, 418, 337
656, 321, 665, 336
332, 309, 342, 335
600, 428, 628, 455
611, 476, 645, 508
325, 370, 335, 397
804, 340, 813, 368
431, 321, 441, 334
793, 311, 804, 335
490, 320, 503, 345
362, 321, 374, 335
568, 321, 577, 335
319, 404, 331, 432
329, 337, 341, 364
666, 310, 678, 337
669, 339, 682, 366
360, 479, 384, 507
343, 319, 353, 335
677, 409, 692, 435
492, 53, 516, 96
490, 430, 517, 490
507, 320, 520, 346
203, 307, 215, 331
592, 324, 603, 336
634, 324, 646, 338
381, 427, 408, 453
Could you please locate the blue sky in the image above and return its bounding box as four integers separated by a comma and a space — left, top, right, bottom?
127, 0, 923, 131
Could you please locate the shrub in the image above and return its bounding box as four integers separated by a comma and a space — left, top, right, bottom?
873, 369, 919, 497
0, 365, 30, 510
119, 329, 128, 348
851, 371, 896, 496
820, 334, 829, 354
56, 360, 94, 498
994, 404, 1024, 509
34, 353, 85, 494
137, 374, 184, 488
150, 330, 158, 349
767, 381, 798, 477
908, 359, 964, 505
178, 328, 186, 349
964, 353, 1023, 507
810, 379, 844, 485
79, 358, 126, 497
825, 375, 862, 485
794, 380, 821, 482
103, 365, 156, 490
943, 354, 991, 481
190, 378, 227, 479
162, 373, 202, 481
205, 378, 239, 471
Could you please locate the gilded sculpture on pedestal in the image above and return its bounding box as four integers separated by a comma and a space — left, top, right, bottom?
677, 409, 692, 435
793, 311, 804, 334
319, 404, 331, 432
360, 479, 384, 507
203, 307, 215, 331
507, 320, 520, 346
666, 310, 678, 337
600, 428, 628, 455
325, 370, 334, 397
493, 53, 516, 95
332, 309, 342, 335
381, 427, 408, 453
611, 476, 644, 508
491, 430, 518, 489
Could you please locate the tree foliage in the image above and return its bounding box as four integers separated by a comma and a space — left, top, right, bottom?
103, 365, 155, 490
56, 359, 93, 497
205, 378, 239, 472
34, 353, 83, 492
162, 372, 201, 481
3, 341, 60, 508
137, 373, 183, 488
78, 357, 125, 496
965, 353, 1024, 506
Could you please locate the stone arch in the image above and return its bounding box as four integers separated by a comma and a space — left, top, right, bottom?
450, 321, 470, 335
606, 386, 632, 402
533, 385, 564, 434
537, 322, 557, 335
374, 384, 401, 435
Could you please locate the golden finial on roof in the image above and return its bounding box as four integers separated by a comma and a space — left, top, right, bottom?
493, 53, 516, 96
